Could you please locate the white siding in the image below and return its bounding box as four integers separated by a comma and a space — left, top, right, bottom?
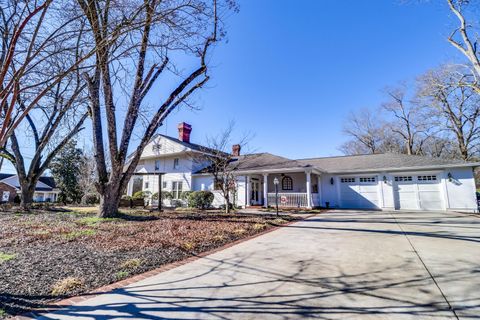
444, 167, 477, 211
320, 174, 339, 208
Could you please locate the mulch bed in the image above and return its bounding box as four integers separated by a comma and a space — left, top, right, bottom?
0, 209, 297, 318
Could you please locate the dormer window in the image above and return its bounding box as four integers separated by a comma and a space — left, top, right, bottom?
173, 158, 179, 169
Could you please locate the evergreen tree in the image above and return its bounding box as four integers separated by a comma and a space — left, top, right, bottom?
50, 141, 84, 204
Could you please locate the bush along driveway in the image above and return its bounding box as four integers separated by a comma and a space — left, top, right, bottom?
0, 209, 297, 318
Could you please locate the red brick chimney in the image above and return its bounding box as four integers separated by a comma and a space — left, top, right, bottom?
232, 144, 241, 156
178, 122, 192, 143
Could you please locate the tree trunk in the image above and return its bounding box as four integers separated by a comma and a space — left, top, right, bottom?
225, 190, 230, 214
20, 184, 35, 211
98, 184, 122, 218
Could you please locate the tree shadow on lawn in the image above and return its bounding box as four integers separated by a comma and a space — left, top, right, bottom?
34, 251, 480, 320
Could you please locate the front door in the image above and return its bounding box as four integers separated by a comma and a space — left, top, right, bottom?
251, 181, 260, 205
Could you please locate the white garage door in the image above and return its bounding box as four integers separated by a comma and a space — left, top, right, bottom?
339, 176, 379, 209
394, 175, 444, 211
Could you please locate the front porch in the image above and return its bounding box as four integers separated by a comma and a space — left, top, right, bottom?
244, 170, 321, 209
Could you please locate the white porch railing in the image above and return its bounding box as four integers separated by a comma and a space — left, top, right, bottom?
267, 193, 317, 208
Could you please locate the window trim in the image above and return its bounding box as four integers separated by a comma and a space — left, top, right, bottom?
172, 181, 183, 199
281, 176, 293, 191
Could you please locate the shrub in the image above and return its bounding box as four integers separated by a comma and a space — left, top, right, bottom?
82, 193, 99, 205
115, 271, 129, 280
51, 277, 84, 296
152, 191, 173, 200
132, 190, 151, 200
219, 203, 234, 210
170, 199, 184, 208
0, 252, 16, 263
121, 195, 132, 200
120, 258, 142, 270
187, 191, 214, 209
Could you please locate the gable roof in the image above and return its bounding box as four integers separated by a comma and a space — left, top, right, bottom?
195, 152, 478, 175
195, 153, 313, 174
0, 174, 58, 191
126, 133, 226, 165
157, 134, 226, 156
297, 153, 474, 173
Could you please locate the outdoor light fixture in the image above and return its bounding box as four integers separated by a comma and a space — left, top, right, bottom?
447, 172, 453, 182
273, 177, 279, 216
383, 176, 387, 184
330, 177, 334, 185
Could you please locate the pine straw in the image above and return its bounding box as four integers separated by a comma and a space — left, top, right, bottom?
0, 210, 296, 318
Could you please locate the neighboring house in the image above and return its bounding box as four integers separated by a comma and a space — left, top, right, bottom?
0, 174, 60, 203
127, 122, 480, 212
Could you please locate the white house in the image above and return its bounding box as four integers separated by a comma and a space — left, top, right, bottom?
0, 174, 60, 202
126, 122, 480, 212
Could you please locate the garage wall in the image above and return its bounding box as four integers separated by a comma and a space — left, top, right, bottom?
320, 174, 339, 207
444, 167, 477, 211
379, 173, 395, 209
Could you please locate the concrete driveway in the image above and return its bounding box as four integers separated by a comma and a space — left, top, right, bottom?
39, 211, 480, 320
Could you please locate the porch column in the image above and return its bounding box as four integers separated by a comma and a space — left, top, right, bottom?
263, 173, 268, 208
245, 175, 251, 207
306, 170, 312, 209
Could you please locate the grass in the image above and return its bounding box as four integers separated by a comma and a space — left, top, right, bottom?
77, 216, 117, 226
51, 277, 84, 296
0, 252, 16, 264
63, 229, 97, 241
119, 258, 142, 270
115, 271, 129, 280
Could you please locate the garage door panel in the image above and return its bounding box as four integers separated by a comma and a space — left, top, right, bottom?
340, 177, 379, 209
394, 175, 443, 211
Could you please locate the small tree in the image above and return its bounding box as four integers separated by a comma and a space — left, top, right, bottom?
193, 122, 252, 213
50, 141, 85, 204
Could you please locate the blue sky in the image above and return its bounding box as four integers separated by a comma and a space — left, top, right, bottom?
1, 0, 465, 174
160, 0, 464, 158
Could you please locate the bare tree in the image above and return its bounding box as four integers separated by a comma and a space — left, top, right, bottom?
8, 71, 88, 210
382, 86, 432, 155
193, 122, 251, 213
418, 65, 480, 160
340, 109, 392, 155
77, 0, 235, 217
0, 1, 95, 154
446, 0, 480, 93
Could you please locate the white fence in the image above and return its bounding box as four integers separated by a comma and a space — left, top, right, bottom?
267, 192, 317, 208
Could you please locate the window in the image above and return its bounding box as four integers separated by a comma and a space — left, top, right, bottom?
282, 176, 293, 190
340, 177, 355, 183
144, 182, 149, 189
172, 181, 183, 199
312, 184, 318, 193
173, 158, 179, 169
359, 177, 376, 183
154, 160, 161, 171
394, 176, 412, 182
162, 181, 168, 189
418, 175, 437, 181
152, 143, 162, 153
